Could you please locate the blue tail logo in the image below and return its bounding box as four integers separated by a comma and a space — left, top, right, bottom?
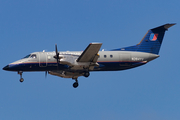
149, 33, 158, 41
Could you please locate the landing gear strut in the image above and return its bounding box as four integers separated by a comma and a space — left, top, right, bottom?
18, 71, 24, 83
72, 78, 79, 88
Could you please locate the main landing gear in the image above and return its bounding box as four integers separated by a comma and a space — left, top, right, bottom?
72, 78, 79, 88
84, 72, 90, 77
18, 71, 24, 83
72, 72, 90, 88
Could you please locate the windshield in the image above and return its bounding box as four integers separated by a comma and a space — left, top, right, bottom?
23, 54, 31, 58
30, 54, 37, 58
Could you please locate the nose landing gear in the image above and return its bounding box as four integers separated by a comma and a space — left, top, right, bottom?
18, 71, 24, 83
20, 78, 24, 82
72, 78, 79, 88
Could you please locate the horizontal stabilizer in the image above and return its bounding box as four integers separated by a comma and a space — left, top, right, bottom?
151, 23, 176, 31
164, 23, 176, 29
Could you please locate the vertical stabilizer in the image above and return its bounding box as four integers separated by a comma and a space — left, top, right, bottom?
112, 23, 176, 54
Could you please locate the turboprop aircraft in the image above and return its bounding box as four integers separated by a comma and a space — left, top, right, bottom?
3, 23, 175, 88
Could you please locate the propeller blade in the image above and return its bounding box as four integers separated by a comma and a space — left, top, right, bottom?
54, 45, 57, 56
45, 71, 47, 78
54, 44, 60, 69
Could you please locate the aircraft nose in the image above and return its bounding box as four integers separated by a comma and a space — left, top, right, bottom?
3, 65, 9, 70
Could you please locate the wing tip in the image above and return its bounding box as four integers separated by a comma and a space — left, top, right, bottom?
90, 42, 102, 45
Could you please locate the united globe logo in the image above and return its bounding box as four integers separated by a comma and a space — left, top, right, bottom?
149, 33, 158, 41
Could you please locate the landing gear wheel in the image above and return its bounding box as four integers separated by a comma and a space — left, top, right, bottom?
20, 78, 24, 83
73, 82, 79, 88
84, 72, 90, 77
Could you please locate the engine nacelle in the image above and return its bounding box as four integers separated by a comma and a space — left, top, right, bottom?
60, 59, 99, 70
58, 54, 99, 70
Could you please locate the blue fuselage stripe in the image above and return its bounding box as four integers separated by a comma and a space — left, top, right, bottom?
8, 61, 146, 71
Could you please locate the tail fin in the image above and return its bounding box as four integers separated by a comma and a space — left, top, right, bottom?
112, 23, 176, 54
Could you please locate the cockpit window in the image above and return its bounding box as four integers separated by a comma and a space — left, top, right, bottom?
30, 54, 37, 58
23, 54, 31, 58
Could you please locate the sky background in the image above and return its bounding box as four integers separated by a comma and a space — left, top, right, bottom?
0, 0, 180, 120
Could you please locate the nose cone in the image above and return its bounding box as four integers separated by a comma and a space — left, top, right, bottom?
3, 65, 9, 71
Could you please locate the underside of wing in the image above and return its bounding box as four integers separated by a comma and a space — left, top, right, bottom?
48, 70, 82, 79
77, 43, 102, 62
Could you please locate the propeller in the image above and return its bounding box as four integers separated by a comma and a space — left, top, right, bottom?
54, 44, 60, 69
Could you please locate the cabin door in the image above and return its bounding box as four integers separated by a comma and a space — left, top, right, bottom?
39, 52, 47, 67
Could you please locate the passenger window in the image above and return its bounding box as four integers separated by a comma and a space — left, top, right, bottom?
47, 56, 51, 60
110, 55, 113, 58
104, 55, 107, 58
30, 54, 37, 58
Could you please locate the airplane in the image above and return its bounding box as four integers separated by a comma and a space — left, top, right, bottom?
3, 23, 175, 88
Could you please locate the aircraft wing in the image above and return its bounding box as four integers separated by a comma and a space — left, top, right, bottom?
77, 43, 102, 62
